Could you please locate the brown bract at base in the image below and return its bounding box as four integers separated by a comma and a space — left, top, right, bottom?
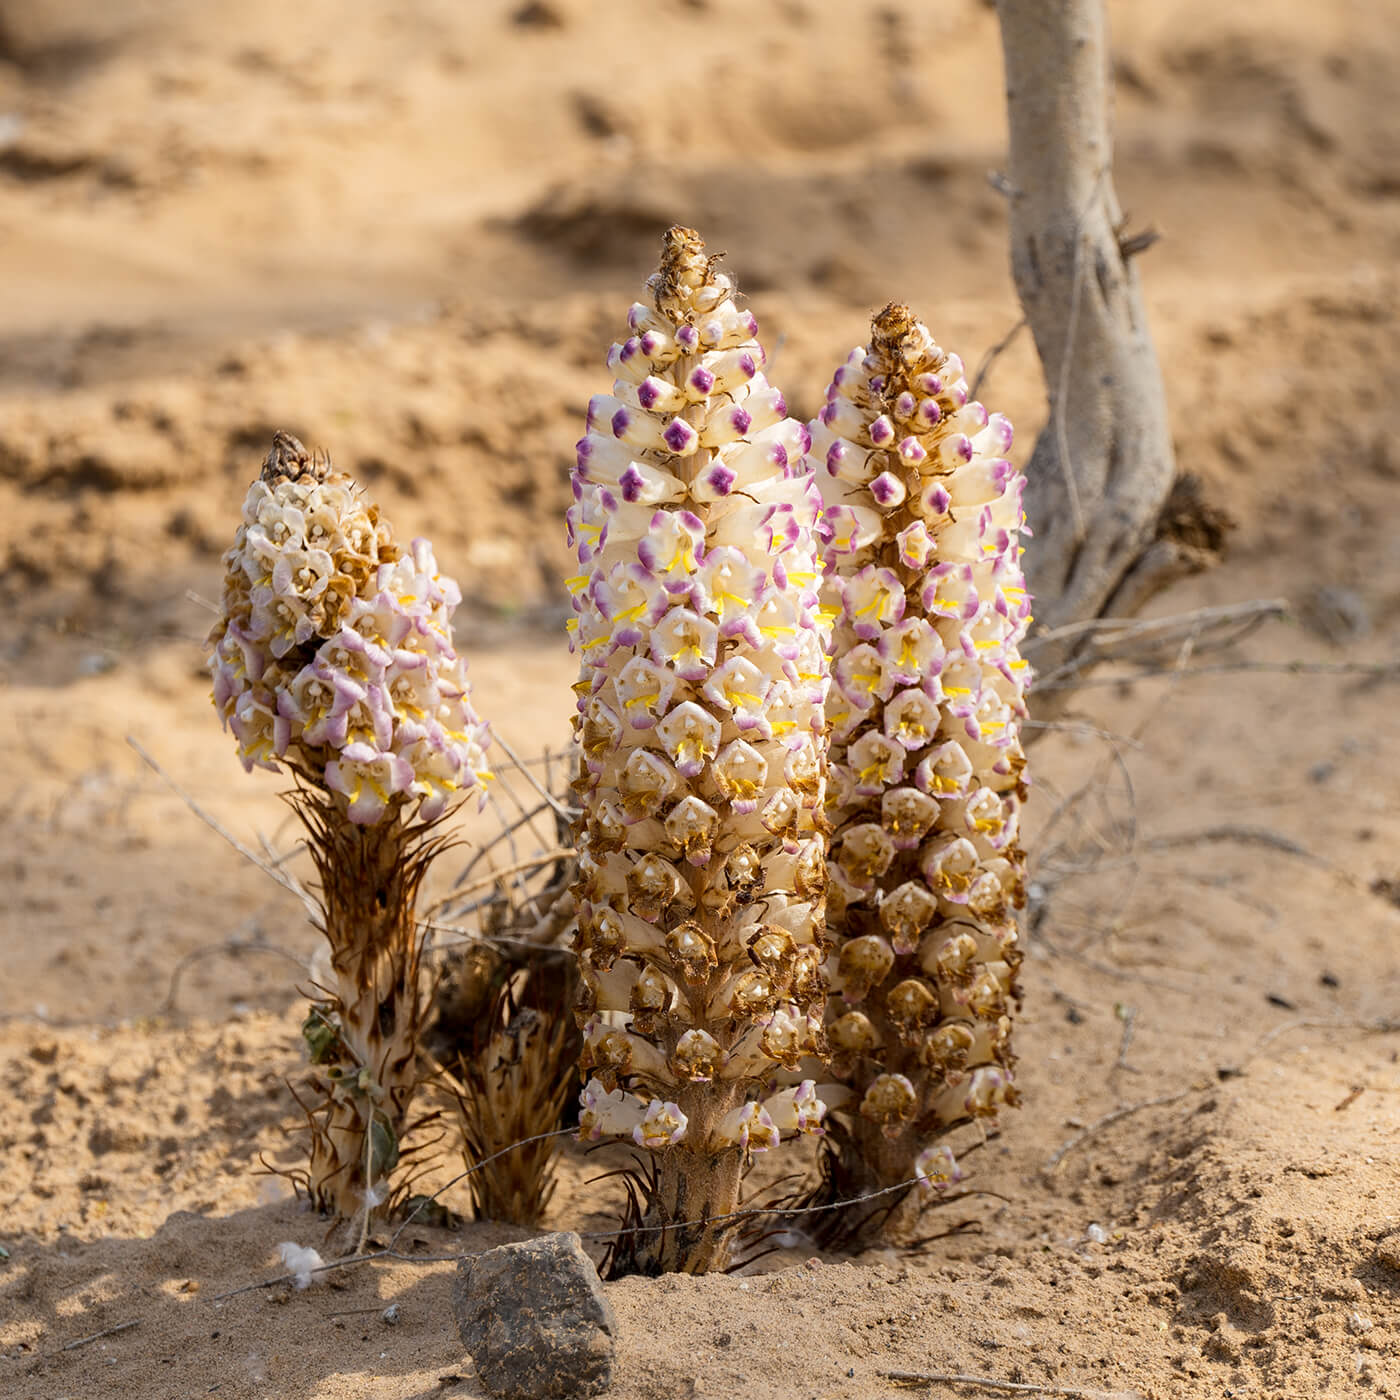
287, 788, 450, 1221
445, 948, 580, 1229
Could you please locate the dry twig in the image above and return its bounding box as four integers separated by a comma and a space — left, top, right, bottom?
208, 1131, 994, 1297
1037, 655, 1400, 693
1044, 1088, 1197, 1174
1027, 597, 1288, 694
126, 737, 322, 923
490, 730, 576, 825
1029, 598, 1286, 654
1111, 1002, 1138, 1077
969, 314, 1028, 400
882, 1371, 1112, 1398
60, 1319, 140, 1352
160, 926, 308, 1014
1144, 825, 1317, 863
1232, 1016, 1400, 1076
430, 849, 575, 908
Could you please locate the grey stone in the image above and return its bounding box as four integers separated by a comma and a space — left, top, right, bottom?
452, 1232, 616, 1400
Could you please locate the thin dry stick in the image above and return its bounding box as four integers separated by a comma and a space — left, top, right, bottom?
1037, 657, 1400, 693
491, 730, 576, 824
1030, 598, 1288, 651
185, 587, 220, 615
1233, 1016, 1400, 1076
60, 1319, 140, 1352
1028, 598, 1288, 694
883, 1371, 1105, 1398
1023, 719, 1144, 749
1111, 1003, 1138, 1077
430, 849, 575, 907
1035, 616, 1189, 857
1145, 825, 1316, 862
1041, 941, 1196, 996
1035, 631, 1203, 958
257, 831, 308, 870
127, 737, 322, 922
1032, 725, 1138, 878
447, 800, 556, 891
1044, 1088, 1196, 1174
161, 931, 308, 1014
419, 920, 573, 956
969, 314, 1028, 400
484, 790, 527, 888
394, 1171, 999, 1263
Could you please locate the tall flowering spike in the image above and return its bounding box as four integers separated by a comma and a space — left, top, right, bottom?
569, 228, 832, 1275
209, 431, 491, 1224
805, 306, 1029, 1241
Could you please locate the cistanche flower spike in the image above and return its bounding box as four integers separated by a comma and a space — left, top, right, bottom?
567, 228, 835, 1275
804, 305, 1030, 1242
209, 432, 492, 1225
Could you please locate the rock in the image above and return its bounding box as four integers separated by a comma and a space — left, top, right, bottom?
452, 1232, 616, 1400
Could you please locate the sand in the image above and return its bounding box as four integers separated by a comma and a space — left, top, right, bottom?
2, 0, 1399, 1396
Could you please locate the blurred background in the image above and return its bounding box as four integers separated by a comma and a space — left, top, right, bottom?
2, 0, 1396, 659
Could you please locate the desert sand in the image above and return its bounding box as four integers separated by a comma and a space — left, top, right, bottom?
2, 1, 1399, 1397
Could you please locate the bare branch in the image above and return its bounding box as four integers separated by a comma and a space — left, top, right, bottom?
883, 1371, 1111, 1398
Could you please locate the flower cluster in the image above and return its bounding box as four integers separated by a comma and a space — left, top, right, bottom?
567, 228, 833, 1161
210, 433, 491, 824
807, 305, 1029, 1184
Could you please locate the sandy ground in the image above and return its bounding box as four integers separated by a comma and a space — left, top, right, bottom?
2, 1, 1400, 1396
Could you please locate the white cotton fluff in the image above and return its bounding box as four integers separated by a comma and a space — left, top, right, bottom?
277, 1241, 326, 1290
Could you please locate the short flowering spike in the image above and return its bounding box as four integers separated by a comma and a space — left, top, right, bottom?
804, 306, 1030, 1242
208, 432, 492, 1224
568, 228, 830, 1275
210, 434, 491, 818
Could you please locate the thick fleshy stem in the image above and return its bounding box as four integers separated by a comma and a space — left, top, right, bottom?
568, 228, 832, 1274
297, 795, 445, 1220
804, 306, 1030, 1243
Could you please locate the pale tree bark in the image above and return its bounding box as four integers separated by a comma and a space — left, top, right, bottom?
994, 0, 1201, 676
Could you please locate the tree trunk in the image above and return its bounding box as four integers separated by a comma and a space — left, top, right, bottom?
994, 0, 1181, 670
